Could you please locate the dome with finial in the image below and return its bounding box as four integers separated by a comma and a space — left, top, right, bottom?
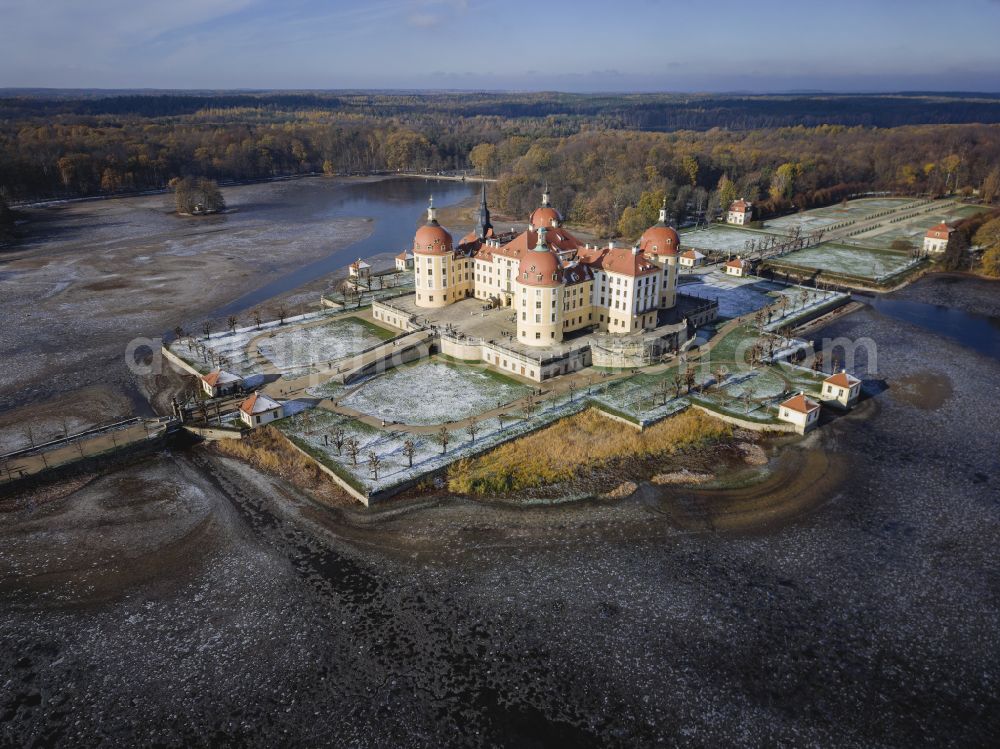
413, 195, 453, 254
529, 182, 562, 229
517, 225, 563, 287
638, 197, 679, 256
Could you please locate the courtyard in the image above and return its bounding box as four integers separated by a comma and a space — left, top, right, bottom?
338, 358, 532, 426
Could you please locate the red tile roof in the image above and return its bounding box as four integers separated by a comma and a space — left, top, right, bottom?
599, 246, 660, 277
925, 222, 954, 240
239, 392, 282, 415
413, 222, 453, 254
824, 371, 860, 388
530, 206, 562, 228
639, 225, 680, 256
202, 369, 240, 387
729, 199, 751, 212
781, 393, 820, 414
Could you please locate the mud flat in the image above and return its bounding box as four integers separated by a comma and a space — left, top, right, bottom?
1, 267, 998, 742
0, 176, 477, 452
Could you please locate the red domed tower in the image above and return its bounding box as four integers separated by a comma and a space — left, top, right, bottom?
413, 196, 456, 309
637, 198, 679, 309
413, 195, 452, 255
639, 199, 679, 256
515, 226, 565, 346
529, 183, 563, 230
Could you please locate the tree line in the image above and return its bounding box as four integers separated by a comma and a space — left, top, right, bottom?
1, 92, 999, 242
5, 91, 1000, 130
479, 125, 1000, 237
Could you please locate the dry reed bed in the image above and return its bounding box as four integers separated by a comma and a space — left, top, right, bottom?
448, 408, 733, 496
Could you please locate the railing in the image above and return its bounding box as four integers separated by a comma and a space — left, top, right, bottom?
0, 416, 175, 460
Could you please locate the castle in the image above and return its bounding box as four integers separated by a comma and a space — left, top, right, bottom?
411, 185, 681, 347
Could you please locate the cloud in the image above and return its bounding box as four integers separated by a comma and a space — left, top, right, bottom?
405, 0, 470, 28
407, 12, 442, 27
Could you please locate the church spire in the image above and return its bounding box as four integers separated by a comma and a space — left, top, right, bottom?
658, 196, 668, 225
426, 195, 437, 224
541, 181, 551, 207
475, 182, 492, 240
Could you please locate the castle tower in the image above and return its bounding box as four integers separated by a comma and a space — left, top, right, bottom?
638, 200, 680, 309
515, 225, 565, 347
412, 195, 455, 309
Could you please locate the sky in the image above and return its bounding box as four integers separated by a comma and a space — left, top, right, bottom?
2, 0, 1000, 92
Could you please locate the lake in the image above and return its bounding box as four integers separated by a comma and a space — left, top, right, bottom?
205, 176, 478, 318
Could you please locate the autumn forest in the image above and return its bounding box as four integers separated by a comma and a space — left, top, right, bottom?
2, 91, 1000, 243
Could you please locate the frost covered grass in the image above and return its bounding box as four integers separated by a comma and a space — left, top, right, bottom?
339, 359, 531, 426
278, 395, 586, 494
848, 204, 988, 251
765, 198, 913, 234
257, 317, 391, 376
775, 243, 916, 280
169, 308, 345, 376
682, 273, 841, 322
682, 274, 780, 319
776, 362, 828, 392
719, 368, 788, 400
447, 408, 732, 495
679, 225, 780, 253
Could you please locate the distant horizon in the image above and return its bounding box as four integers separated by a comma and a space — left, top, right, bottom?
3, 0, 1000, 92
4, 87, 1000, 97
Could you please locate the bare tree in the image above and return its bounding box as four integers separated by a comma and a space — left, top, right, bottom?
252, 308, 262, 329
437, 426, 450, 454
278, 305, 288, 325
466, 417, 479, 444
332, 427, 345, 456
684, 367, 696, 394
520, 395, 536, 419
655, 378, 671, 405
671, 372, 684, 398
202, 320, 211, 339
402, 438, 416, 467
345, 437, 360, 466
368, 451, 382, 481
